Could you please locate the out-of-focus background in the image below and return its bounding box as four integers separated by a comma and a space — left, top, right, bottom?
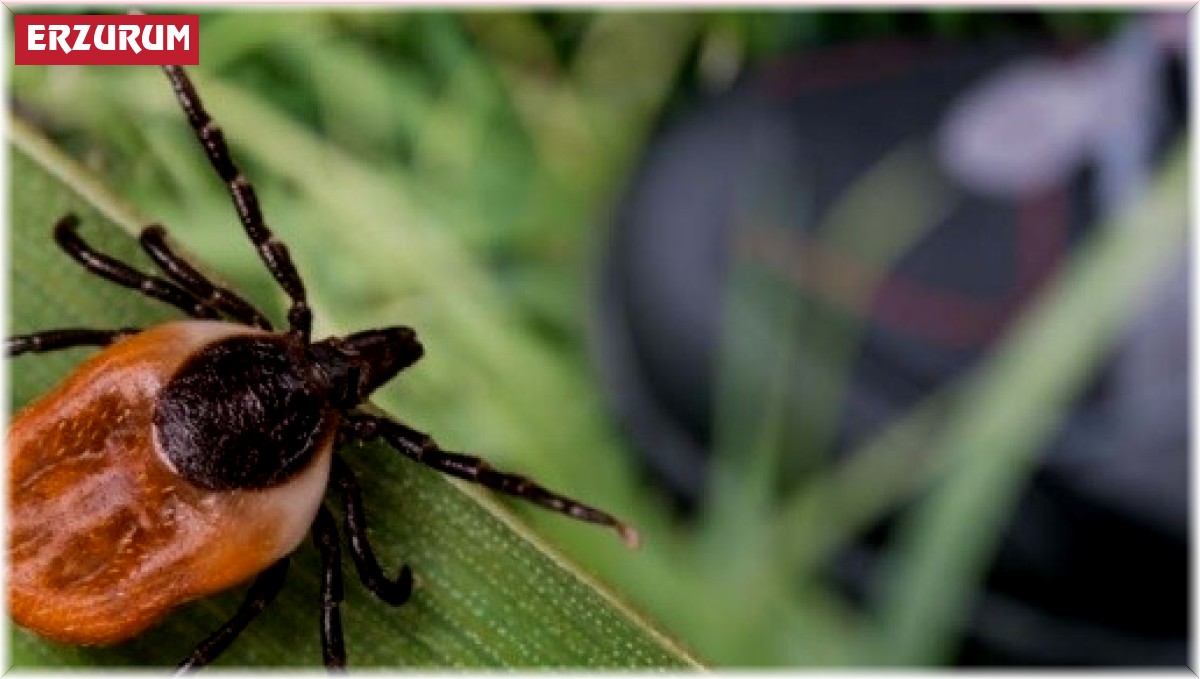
10, 9, 1190, 667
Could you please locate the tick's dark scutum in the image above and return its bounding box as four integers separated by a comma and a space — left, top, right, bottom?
154, 335, 336, 491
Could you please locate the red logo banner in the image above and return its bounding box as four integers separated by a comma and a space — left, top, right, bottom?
14, 14, 199, 66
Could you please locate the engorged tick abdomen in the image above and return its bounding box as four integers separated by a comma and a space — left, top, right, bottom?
8, 321, 337, 645
154, 334, 336, 491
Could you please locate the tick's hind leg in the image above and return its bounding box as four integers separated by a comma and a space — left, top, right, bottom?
331, 454, 414, 606
176, 557, 290, 672
7, 327, 139, 357
312, 506, 347, 670
139, 224, 273, 330
53, 215, 220, 321
341, 412, 641, 548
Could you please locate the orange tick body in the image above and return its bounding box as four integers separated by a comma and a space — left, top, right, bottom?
9, 322, 334, 645
8, 66, 636, 670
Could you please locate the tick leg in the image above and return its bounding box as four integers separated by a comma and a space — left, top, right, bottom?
7, 327, 139, 357
312, 505, 347, 670
342, 412, 641, 548
54, 215, 220, 320
331, 454, 414, 606
139, 224, 274, 330
177, 557, 290, 672
161, 65, 312, 340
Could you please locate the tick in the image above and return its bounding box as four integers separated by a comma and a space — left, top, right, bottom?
8, 65, 639, 670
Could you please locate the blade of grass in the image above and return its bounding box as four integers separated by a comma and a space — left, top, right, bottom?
862, 140, 1189, 664
8, 114, 702, 669
697, 140, 952, 665
705, 142, 953, 535
772, 387, 959, 578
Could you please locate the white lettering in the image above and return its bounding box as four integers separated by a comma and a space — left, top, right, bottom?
94, 24, 114, 50
167, 24, 188, 51
22, 18, 191, 58
119, 25, 140, 54
141, 24, 162, 50
49, 26, 71, 53
71, 25, 91, 52
27, 25, 45, 50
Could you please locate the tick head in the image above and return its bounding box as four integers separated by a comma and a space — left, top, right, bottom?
310, 327, 423, 408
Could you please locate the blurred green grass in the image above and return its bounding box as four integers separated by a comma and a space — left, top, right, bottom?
10, 10, 1176, 668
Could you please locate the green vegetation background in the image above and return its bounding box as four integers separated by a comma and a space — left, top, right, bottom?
10, 9, 1183, 668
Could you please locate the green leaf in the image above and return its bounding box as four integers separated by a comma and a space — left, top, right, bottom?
8, 116, 701, 669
